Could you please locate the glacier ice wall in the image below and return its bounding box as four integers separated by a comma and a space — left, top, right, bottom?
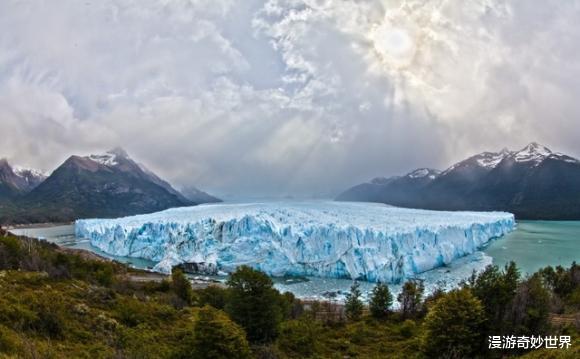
75, 201, 515, 283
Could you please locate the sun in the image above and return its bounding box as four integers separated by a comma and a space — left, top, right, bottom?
370, 19, 418, 70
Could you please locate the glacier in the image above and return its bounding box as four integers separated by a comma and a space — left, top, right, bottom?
75, 201, 515, 283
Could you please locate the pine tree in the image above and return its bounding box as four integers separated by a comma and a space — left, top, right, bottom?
369, 281, 393, 319
397, 279, 424, 319
345, 281, 364, 321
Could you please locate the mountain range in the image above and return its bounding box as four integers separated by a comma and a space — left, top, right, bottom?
0, 148, 220, 224
337, 143, 580, 220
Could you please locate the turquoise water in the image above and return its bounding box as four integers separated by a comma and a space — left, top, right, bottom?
482, 221, 580, 275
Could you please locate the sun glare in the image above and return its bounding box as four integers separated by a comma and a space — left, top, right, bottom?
370, 20, 417, 70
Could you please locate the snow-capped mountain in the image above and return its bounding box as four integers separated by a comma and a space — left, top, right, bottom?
0, 148, 220, 224
0, 159, 47, 198
337, 142, 580, 220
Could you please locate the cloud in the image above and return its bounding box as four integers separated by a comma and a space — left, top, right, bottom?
0, 0, 579, 198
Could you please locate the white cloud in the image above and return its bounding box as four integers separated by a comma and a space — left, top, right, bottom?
0, 0, 579, 197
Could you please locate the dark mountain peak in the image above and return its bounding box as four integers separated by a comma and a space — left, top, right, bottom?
0, 158, 11, 170
62, 155, 103, 172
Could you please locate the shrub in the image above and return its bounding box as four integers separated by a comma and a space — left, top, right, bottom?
277, 319, 320, 358
0, 325, 21, 354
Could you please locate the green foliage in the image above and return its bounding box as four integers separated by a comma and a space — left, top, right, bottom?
0, 230, 579, 359
397, 280, 424, 319
176, 306, 252, 359
277, 319, 321, 358
0, 325, 21, 355
539, 262, 580, 310
0, 235, 22, 269
398, 319, 417, 339
369, 282, 393, 319
344, 281, 363, 321
507, 274, 552, 335
468, 261, 520, 334
171, 268, 193, 305
225, 265, 283, 343
196, 285, 229, 310
423, 288, 486, 358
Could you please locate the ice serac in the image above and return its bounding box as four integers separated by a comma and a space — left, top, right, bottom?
75, 201, 515, 283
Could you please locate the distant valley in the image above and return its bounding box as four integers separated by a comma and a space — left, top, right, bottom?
0, 148, 220, 224
337, 143, 580, 220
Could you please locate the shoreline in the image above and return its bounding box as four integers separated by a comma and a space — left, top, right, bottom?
2, 222, 74, 230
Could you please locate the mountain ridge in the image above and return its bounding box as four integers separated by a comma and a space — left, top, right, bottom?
337, 143, 580, 220
0, 148, 220, 224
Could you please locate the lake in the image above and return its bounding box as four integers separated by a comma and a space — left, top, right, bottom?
8, 220, 580, 302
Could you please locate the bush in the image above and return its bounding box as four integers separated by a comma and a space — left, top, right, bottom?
0, 325, 21, 354
423, 288, 486, 358
277, 319, 320, 358
176, 306, 252, 359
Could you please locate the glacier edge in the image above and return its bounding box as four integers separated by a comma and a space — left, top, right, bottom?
75, 201, 515, 283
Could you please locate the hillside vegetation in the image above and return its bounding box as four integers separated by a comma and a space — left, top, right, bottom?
0, 229, 578, 358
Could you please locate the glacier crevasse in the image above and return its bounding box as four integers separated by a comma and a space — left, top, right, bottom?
75, 201, 515, 283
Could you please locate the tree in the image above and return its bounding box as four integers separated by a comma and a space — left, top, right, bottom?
345, 281, 363, 321
423, 288, 486, 358
507, 274, 551, 335
225, 266, 283, 343
369, 282, 393, 319
469, 262, 520, 333
177, 306, 252, 359
171, 268, 193, 305
397, 280, 424, 319
196, 285, 229, 310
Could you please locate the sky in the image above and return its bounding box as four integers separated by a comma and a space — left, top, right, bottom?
1, 0, 580, 199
